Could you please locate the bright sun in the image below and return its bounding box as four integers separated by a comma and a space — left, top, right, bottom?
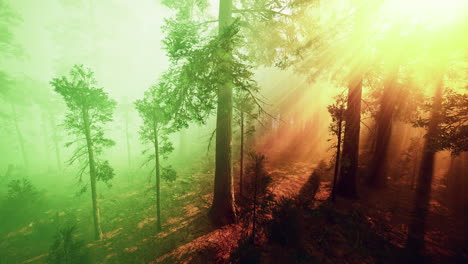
381, 0, 468, 26
375, 0, 468, 91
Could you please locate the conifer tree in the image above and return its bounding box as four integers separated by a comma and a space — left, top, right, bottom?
135, 84, 176, 232
159, 0, 293, 226
52, 64, 116, 240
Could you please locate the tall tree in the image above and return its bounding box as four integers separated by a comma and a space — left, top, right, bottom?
407, 84, 467, 252
286, 2, 383, 199
406, 78, 444, 253
234, 90, 257, 197
368, 70, 399, 188
159, 0, 267, 226
52, 64, 116, 240
209, 0, 297, 225
331, 2, 389, 198
367, 25, 411, 188
135, 84, 176, 232
209, 0, 237, 226
336, 76, 362, 198
404, 21, 467, 252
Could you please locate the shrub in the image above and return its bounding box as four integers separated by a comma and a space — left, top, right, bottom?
267, 197, 303, 248
47, 225, 91, 264
7, 178, 39, 203
0, 178, 44, 234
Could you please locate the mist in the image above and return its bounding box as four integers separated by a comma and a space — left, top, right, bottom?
0, 0, 466, 263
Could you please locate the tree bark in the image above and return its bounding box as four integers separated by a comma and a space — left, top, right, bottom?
153, 115, 162, 232
368, 71, 399, 188
209, 0, 237, 226
406, 79, 443, 253
82, 106, 103, 240
337, 76, 362, 199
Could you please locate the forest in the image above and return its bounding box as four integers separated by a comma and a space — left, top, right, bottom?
0, 0, 467, 263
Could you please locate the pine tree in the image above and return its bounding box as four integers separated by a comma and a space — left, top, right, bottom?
52, 64, 116, 240
135, 84, 176, 232
158, 0, 295, 226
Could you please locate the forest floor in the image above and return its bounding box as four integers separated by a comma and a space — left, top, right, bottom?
152, 161, 319, 264
148, 161, 466, 264
1, 160, 466, 264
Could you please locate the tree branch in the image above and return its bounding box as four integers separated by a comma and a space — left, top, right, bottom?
207, 128, 216, 153
360, 121, 374, 136
232, 9, 291, 17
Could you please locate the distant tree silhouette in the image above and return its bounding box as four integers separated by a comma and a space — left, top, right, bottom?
234, 90, 258, 197
407, 84, 467, 252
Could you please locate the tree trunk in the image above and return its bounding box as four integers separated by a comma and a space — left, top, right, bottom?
368, 71, 399, 188
239, 110, 244, 197
406, 80, 443, 253
337, 76, 362, 199
153, 115, 162, 232
82, 106, 103, 240
11, 104, 28, 169
209, 0, 237, 226
331, 115, 343, 202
